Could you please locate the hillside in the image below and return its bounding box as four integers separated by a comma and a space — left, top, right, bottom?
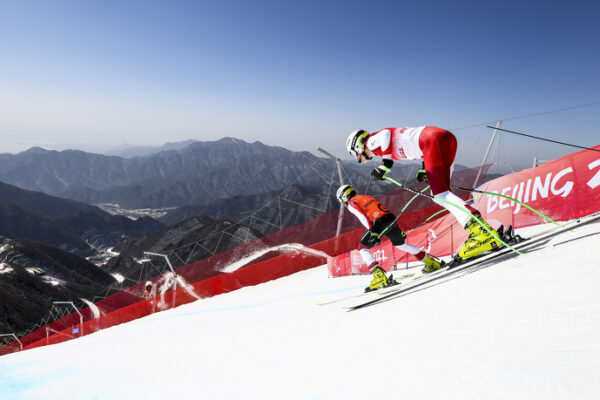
104, 216, 262, 283
0, 181, 163, 254
0, 239, 118, 334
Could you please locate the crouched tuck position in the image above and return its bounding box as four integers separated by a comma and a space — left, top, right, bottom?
336, 185, 444, 292
345, 126, 503, 260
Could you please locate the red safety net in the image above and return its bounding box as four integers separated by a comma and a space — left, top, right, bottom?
6, 148, 599, 355
4, 165, 489, 353
0, 338, 22, 356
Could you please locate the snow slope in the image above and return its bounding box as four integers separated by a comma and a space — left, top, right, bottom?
1, 219, 600, 400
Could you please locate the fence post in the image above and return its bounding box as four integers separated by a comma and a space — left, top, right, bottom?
0, 334, 22, 352
52, 301, 84, 336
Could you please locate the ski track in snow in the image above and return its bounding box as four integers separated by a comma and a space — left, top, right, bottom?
1, 220, 600, 400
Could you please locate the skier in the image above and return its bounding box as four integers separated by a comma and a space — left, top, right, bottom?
336, 184, 445, 292
346, 126, 501, 260
143, 281, 153, 299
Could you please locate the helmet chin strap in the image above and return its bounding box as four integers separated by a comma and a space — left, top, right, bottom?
357, 153, 372, 163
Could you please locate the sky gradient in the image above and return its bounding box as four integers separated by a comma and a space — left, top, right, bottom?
1, 0, 599, 170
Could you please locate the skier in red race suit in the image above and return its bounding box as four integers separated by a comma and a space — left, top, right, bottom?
336, 184, 445, 292
345, 126, 501, 260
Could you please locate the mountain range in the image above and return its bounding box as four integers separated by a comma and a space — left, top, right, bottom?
104, 139, 199, 158
0, 138, 415, 209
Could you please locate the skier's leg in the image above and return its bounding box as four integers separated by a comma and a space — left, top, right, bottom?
419, 127, 456, 195
357, 246, 378, 271
379, 214, 445, 270
357, 244, 392, 291
395, 242, 444, 272
432, 190, 474, 227
419, 127, 501, 259
419, 127, 474, 213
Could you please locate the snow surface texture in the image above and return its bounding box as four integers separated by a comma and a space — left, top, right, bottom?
1, 219, 600, 400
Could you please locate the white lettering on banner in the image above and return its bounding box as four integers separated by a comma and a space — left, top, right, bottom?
532, 173, 552, 201
499, 186, 512, 209
351, 251, 362, 266
588, 159, 600, 189
487, 191, 499, 212
334, 262, 342, 274
487, 167, 576, 214
523, 179, 532, 203
550, 167, 573, 197
512, 182, 525, 213
372, 249, 388, 263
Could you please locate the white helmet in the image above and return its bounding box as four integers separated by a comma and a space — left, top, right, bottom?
346, 129, 369, 157
336, 184, 356, 203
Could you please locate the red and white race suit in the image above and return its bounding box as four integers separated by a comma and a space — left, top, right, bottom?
366, 126, 459, 194
366, 126, 476, 226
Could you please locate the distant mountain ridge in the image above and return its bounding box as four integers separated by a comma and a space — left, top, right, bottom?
0, 138, 414, 209
104, 139, 199, 158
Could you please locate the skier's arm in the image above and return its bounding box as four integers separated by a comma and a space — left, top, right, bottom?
367, 130, 394, 180
347, 202, 372, 229
366, 129, 391, 153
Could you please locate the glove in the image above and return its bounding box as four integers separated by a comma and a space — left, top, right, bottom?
360, 229, 381, 248
371, 166, 387, 181
416, 162, 427, 182
371, 159, 394, 180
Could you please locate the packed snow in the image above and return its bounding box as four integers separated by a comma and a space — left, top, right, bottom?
1, 218, 600, 400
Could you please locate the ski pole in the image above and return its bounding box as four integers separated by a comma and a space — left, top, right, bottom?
406, 208, 449, 234
451, 185, 568, 230
378, 166, 524, 256
371, 186, 430, 240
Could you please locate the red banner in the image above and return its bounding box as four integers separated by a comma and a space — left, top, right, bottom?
474, 145, 600, 227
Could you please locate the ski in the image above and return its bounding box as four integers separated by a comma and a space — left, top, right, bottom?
380, 225, 523, 291
320, 225, 524, 306
345, 214, 600, 311
316, 287, 379, 306
317, 272, 416, 306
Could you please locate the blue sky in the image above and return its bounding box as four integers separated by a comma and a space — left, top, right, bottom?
0, 0, 598, 170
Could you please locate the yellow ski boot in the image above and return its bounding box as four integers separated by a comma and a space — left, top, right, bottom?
459, 216, 503, 260
421, 254, 445, 273
365, 265, 395, 292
